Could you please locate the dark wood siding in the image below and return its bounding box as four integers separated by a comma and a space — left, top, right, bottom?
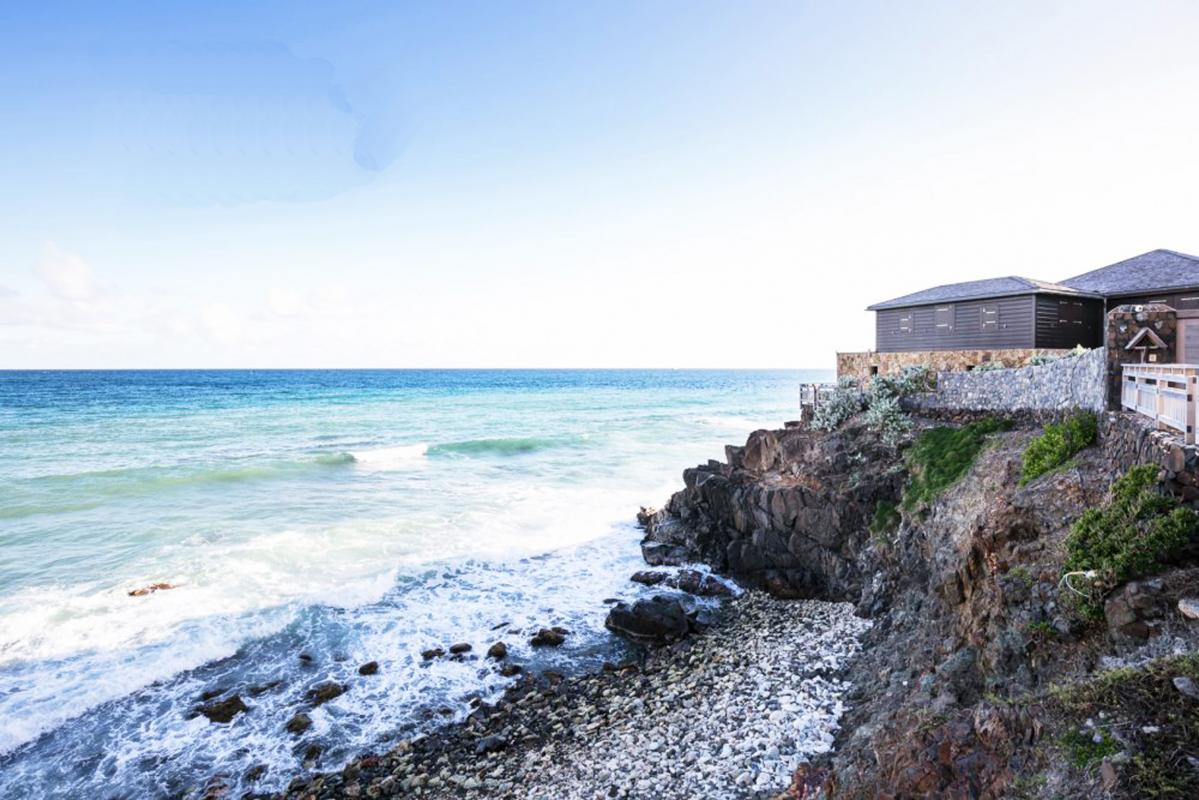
1105, 289, 1199, 312
874, 294, 1036, 352
1034, 295, 1105, 349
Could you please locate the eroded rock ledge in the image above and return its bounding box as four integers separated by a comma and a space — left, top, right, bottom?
640, 424, 904, 602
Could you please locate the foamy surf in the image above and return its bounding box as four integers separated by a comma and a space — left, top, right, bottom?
0, 368, 826, 798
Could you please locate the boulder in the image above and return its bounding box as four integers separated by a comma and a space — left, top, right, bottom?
604, 595, 691, 645
486, 642, 508, 660
286, 712, 312, 734
1179, 597, 1199, 620
307, 681, 346, 705
474, 734, 508, 754
672, 569, 734, 597
197, 694, 248, 724
529, 627, 568, 647
421, 647, 445, 660
630, 570, 669, 586
357, 661, 378, 676
449, 642, 472, 654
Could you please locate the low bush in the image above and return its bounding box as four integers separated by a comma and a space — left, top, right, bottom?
1063, 465, 1199, 616
902, 418, 1011, 510
1019, 411, 1098, 485
869, 499, 901, 536
862, 392, 912, 447
811, 379, 864, 432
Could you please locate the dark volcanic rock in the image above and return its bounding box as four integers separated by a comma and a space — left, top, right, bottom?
529, 627, 568, 647
197, 694, 248, 724
421, 647, 445, 660
499, 663, 523, 677
285, 712, 312, 734
604, 595, 690, 644
474, 733, 508, 754
449, 642, 472, 654
672, 569, 734, 597
306, 681, 346, 705
630, 570, 669, 586
639, 423, 904, 599
357, 661, 379, 675
487, 641, 508, 660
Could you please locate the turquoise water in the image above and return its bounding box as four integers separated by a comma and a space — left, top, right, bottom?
0, 369, 826, 798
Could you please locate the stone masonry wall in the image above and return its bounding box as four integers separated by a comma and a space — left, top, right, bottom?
1105, 304, 1177, 409
906, 347, 1107, 414
837, 348, 1073, 382
1101, 410, 1199, 505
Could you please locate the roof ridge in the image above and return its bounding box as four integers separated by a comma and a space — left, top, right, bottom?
1158, 248, 1199, 262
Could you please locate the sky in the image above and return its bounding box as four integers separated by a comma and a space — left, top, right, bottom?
2, 1, 1199, 369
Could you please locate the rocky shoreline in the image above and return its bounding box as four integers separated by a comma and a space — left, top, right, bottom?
267, 592, 867, 800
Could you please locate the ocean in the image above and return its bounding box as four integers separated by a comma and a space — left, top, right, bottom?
0, 369, 828, 798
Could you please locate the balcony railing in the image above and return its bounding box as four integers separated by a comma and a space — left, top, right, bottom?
1121, 363, 1199, 443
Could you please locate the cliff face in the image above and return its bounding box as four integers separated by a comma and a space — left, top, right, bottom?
640, 424, 905, 602
644, 418, 1199, 800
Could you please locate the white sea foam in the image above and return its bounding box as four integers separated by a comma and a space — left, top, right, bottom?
347, 443, 429, 469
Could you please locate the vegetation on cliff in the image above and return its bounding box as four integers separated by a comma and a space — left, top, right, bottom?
901, 417, 1010, 510
1020, 411, 1098, 485
1064, 464, 1199, 617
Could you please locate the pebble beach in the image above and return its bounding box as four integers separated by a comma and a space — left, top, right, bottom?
274, 593, 870, 800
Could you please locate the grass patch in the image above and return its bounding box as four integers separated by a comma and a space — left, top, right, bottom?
901, 418, 1011, 511
1058, 727, 1119, 768
869, 499, 901, 536
1063, 465, 1199, 617
1050, 653, 1199, 798
1020, 411, 1097, 485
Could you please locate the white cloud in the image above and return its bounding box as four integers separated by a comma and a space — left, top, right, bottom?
36, 242, 96, 301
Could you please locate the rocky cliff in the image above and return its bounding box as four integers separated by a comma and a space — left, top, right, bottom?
643, 416, 1199, 799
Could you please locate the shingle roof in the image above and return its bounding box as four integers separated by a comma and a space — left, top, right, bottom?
866, 276, 1098, 311
1059, 249, 1199, 297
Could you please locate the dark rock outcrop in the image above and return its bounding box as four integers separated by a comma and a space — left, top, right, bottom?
486, 642, 508, 660
529, 628, 568, 647
306, 682, 346, 706
197, 694, 248, 724
640, 424, 904, 600
604, 595, 690, 645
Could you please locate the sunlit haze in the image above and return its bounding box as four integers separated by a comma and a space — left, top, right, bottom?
3, 1, 1199, 368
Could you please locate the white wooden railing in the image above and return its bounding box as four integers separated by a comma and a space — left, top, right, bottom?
1121, 363, 1199, 443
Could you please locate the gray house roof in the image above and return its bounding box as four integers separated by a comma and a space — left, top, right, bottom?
1059, 249, 1199, 297
866, 276, 1098, 311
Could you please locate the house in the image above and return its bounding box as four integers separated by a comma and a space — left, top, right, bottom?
839, 249, 1199, 379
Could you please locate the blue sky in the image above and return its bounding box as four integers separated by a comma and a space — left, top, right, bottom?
3, 1, 1199, 368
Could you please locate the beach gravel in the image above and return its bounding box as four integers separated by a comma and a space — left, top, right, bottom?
277, 592, 869, 800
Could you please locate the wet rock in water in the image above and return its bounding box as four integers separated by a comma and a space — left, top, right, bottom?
499, 663, 523, 677
475, 734, 508, 754
197, 694, 248, 724
244, 764, 268, 782
529, 627, 569, 647
421, 647, 445, 660
286, 712, 313, 734
303, 744, 323, 764
672, 569, 734, 597
449, 642, 472, 654
487, 641, 508, 660
248, 680, 282, 696
357, 661, 379, 676
630, 570, 669, 586
307, 681, 346, 705
604, 595, 691, 645
298, 653, 314, 665
490, 620, 510, 630
199, 686, 228, 702
127, 582, 176, 597
641, 541, 690, 567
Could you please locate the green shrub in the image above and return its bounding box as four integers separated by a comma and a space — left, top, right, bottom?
971, 361, 1006, 372
862, 392, 912, 447
1020, 411, 1098, 485
1063, 465, 1199, 615
811, 378, 865, 432
868, 365, 935, 400
902, 418, 1011, 510
870, 499, 901, 536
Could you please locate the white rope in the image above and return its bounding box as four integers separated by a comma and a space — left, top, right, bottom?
1059, 570, 1098, 597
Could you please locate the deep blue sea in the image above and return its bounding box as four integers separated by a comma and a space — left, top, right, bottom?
0, 369, 828, 798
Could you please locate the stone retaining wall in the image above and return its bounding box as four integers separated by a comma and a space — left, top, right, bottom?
906, 347, 1107, 415
837, 348, 1073, 382
1100, 411, 1199, 504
